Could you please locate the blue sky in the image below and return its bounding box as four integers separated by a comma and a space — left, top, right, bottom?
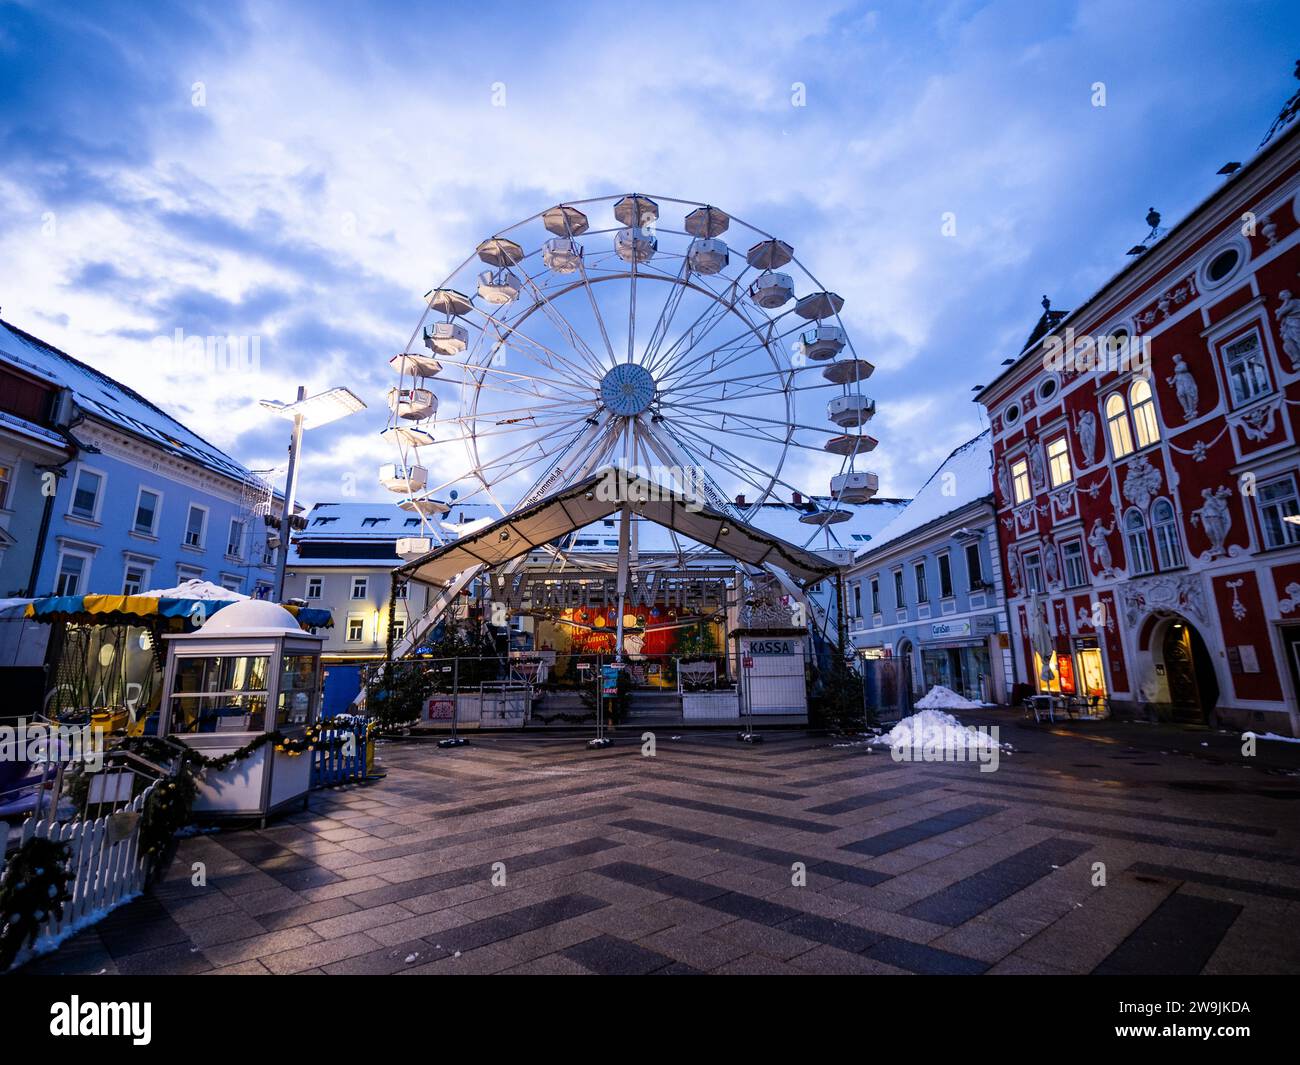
1, 0, 1297, 509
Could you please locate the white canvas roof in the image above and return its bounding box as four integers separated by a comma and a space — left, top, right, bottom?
398, 469, 842, 587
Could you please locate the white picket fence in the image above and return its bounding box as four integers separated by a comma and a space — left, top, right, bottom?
0, 778, 160, 970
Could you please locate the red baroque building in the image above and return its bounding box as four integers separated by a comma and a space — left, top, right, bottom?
977, 109, 1300, 737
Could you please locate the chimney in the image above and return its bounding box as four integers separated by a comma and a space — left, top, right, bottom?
735, 493, 746, 507
791, 490, 802, 505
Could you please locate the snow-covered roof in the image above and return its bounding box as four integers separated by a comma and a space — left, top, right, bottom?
0, 319, 265, 488
853, 431, 993, 559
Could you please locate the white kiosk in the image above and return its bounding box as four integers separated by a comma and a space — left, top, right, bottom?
159, 600, 324, 819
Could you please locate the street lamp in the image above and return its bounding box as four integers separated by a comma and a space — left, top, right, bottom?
260, 385, 366, 600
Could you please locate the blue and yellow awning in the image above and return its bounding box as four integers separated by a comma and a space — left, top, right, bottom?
24, 593, 333, 630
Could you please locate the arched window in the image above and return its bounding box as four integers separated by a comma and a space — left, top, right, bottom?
1151, 498, 1184, 569
1105, 393, 1134, 458
1130, 378, 1160, 448
1124, 508, 1153, 575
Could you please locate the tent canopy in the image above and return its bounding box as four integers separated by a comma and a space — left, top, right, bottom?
24, 593, 333, 630
398, 468, 842, 587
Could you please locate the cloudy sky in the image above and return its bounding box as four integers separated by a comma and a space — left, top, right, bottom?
1, 0, 1296, 509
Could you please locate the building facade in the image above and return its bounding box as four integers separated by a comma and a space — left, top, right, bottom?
976, 117, 1300, 736
0, 319, 281, 669
847, 432, 1016, 705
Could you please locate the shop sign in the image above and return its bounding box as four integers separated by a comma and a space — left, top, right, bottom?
424, 697, 454, 720
930, 620, 972, 638
746, 639, 798, 655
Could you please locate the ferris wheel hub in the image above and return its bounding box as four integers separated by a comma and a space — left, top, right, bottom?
599, 363, 656, 417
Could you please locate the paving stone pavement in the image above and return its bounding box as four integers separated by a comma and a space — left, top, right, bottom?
18, 722, 1300, 976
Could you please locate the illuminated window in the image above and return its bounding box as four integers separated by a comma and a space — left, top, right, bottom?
1011, 458, 1031, 504
1105, 393, 1134, 458
1129, 378, 1160, 448
1046, 435, 1072, 487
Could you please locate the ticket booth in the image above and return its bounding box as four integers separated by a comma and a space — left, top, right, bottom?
160, 600, 324, 818
737, 634, 809, 716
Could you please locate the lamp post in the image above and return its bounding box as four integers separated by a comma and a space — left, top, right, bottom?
260, 385, 366, 601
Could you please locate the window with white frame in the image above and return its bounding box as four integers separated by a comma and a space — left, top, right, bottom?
351, 576, 368, 599
1151, 498, 1185, 569
1061, 538, 1087, 588
964, 542, 983, 588
177, 564, 203, 583
1257, 474, 1300, 549
851, 583, 861, 617
892, 569, 905, 608
870, 577, 880, 614
914, 562, 928, 603
227, 518, 245, 558
184, 504, 207, 547
938, 553, 953, 598
56, 550, 89, 595
221, 574, 243, 593
1130, 378, 1161, 448
1222, 332, 1271, 406
0, 462, 12, 509
70, 467, 103, 521
133, 488, 161, 535
1046, 435, 1072, 487
306, 577, 323, 599
1022, 550, 1044, 595
391, 618, 406, 642
1105, 392, 1135, 459
123, 561, 150, 596
346, 616, 365, 641
395, 582, 408, 600
1011, 458, 1031, 504
1124, 508, 1153, 575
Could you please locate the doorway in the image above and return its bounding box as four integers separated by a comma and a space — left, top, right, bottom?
1160, 619, 1219, 725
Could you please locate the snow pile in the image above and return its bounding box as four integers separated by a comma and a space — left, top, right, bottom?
869, 708, 1008, 754
1246, 731, 1300, 745
143, 579, 249, 601
915, 685, 984, 710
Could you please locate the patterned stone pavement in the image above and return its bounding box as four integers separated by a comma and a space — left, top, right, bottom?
20, 719, 1300, 976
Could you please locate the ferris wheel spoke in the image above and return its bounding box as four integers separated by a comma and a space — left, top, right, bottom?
661, 311, 805, 393
645, 279, 746, 380
515, 273, 610, 379
469, 308, 597, 389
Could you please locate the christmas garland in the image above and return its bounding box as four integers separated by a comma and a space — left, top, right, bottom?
0, 836, 74, 971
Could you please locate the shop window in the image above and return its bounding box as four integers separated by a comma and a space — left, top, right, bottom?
1105, 392, 1134, 459
1061, 538, 1087, 588
1151, 498, 1185, 569
1222, 332, 1271, 406
1124, 508, 1153, 575
1257, 474, 1300, 549
1129, 378, 1160, 448
1046, 435, 1071, 487
964, 542, 983, 588
938, 553, 953, 598
169, 654, 269, 733
914, 562, 928, 603
1022, 550, 1044, 594
1011, 458, 1031, 504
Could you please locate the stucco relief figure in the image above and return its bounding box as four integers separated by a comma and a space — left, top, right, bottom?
1007, 550, 1024, 595
1042, 541, 1060, 585
1166, 353, 1199, 420
1276, 289, 1300, 371
996, 460, 1011, 503
1075, 409, 1098, 467
1028, 443, 1046, 489
1191, 485, 1233, 559
1087, 518, 1116, 578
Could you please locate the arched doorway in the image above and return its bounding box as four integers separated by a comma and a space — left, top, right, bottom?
1154, 616, 1220, 725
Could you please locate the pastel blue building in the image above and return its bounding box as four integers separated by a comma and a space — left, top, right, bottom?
0, 318, 281, 674
846, 431, 1018, 705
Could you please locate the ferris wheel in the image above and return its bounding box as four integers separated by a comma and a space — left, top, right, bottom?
380, 194, 879, 560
